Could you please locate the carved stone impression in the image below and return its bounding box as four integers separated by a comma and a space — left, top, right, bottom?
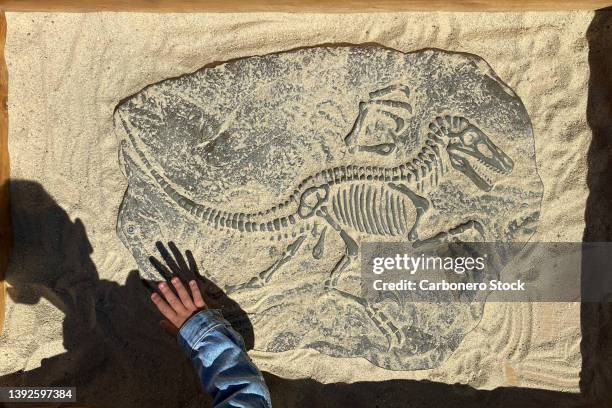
114, 46, 543, 370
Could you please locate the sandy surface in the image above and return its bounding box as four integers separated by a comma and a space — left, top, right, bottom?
0, 11, 593, 403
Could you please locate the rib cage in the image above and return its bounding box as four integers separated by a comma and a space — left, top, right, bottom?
331, 183, 409, 236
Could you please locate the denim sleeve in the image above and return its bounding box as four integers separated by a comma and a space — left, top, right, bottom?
177, 309, 272, 408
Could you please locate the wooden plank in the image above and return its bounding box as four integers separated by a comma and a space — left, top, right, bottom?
0, 0, 611, 12
0, 11, 8, 335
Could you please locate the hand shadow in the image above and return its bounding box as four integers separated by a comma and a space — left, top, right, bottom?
148, 241, 255, 350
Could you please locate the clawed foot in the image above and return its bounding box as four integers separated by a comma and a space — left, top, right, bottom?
330, 286, 404, 351
225, 273, 265, 293
225, 236, 306, 294
365, 304, 404, 351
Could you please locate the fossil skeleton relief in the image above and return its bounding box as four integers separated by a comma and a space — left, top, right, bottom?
115, 46, 543, 370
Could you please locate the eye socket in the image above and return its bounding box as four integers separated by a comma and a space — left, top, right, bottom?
461, 131, 478, 145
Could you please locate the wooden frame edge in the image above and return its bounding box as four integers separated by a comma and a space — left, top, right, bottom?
0, 0, 611, 12
0, 11, 8, 335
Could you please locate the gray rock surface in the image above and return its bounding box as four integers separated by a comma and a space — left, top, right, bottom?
114, 45, 543, 370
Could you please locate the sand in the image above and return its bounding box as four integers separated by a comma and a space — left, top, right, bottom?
0, 11, 593, 403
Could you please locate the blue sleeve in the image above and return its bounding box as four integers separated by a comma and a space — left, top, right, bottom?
177, 309, 272, 408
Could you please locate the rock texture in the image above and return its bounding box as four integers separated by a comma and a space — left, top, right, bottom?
114, 46, 543, 370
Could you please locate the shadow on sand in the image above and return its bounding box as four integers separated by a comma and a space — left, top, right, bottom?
0, 179, 255, 407
580, 6, 612, 406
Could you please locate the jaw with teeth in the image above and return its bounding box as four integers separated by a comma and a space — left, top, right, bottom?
447, 125, 514, 192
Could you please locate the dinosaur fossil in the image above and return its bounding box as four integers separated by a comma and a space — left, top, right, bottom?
114, 46, 545, 371
118, 83, 514, 349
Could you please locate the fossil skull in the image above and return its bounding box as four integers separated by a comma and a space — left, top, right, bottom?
446, 125, 514, 191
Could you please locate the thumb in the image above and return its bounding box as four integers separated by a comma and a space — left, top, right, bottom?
159, 319, 179, 338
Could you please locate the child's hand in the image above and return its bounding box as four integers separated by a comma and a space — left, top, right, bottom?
151, 277, 207, 337
147, 241, 208, 337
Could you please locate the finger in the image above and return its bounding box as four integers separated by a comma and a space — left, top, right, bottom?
158, 282, 188, 315
171, 276, 195, 310
159, 320, 179, 337
150, 292, 178, 321
156, 241, 181, 276
189, 280, 207, 309
168, 242, 191, 281
149, 256, 173, 282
